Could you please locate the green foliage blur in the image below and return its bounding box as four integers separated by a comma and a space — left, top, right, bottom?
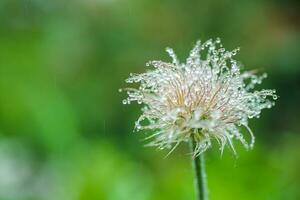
0, 0, 299, 199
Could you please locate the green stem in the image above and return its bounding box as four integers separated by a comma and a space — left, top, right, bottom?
190, 137, 208, 200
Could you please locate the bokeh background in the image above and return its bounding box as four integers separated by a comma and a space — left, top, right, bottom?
0, 0, 300, 199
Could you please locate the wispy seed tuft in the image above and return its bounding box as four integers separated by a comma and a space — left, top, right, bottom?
120, 39, 277, 156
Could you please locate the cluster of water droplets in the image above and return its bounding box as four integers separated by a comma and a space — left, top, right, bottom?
120, 38, 277, 156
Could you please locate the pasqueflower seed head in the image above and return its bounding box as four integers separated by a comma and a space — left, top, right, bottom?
120, 39, 277, 156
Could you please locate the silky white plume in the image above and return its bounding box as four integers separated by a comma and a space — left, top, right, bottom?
121, 39, 276, 156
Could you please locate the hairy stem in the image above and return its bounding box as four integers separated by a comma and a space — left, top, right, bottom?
190, 137, 208, 200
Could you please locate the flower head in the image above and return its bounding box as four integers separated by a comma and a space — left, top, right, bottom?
121, 39, 276, 156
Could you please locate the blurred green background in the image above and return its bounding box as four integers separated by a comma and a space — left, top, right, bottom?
0, 0, 299, 199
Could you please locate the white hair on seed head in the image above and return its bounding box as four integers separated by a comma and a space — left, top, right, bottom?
120, 38, 277, 156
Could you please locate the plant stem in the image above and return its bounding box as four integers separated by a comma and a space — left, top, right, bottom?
190, 137, 208, 200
